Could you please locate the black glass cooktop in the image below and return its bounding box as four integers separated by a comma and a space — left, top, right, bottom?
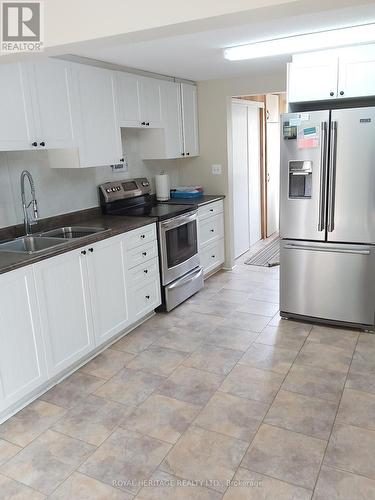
112, 203, 196, 221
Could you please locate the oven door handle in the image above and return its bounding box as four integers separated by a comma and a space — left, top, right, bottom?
160, 210, 198, 230
167, 267, 203, 289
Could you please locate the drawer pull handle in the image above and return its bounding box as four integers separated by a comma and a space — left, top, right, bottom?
81, 250, 86, 255
140, 234, 146, 239
144, 269, 148, 274
88, 248, 93, 253
145, 295, 150, 299
210, 229, 214, 232
142, 252, 147, 256
211, 254, 216, 258
210, 209, 214, 212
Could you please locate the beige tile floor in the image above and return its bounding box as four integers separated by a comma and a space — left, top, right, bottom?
0, 256, 375, 499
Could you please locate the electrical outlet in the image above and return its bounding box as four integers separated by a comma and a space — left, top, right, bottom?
212, 164, 222, 175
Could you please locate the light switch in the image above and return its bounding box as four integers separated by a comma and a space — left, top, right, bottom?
212, 164, 222, 175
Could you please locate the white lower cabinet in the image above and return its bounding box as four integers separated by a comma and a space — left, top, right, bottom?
0, 267, 47, 413
198, 200, 225, 276
34, 248, 94, 377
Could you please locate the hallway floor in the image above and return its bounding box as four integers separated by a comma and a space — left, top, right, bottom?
0, 260, 374, 499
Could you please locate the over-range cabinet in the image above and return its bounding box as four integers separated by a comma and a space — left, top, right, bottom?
280, 107, 375, 330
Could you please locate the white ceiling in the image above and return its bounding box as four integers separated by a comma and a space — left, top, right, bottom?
72, 4, 375, 81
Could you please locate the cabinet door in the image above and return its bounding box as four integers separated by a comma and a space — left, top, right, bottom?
288, 54, 338, 102
25, 59, 75, 149
265, 94, 279, 123
115, 71, 141, 127
160, 80, 183, 157
338, 46, 375, 98
0, 63, 35, 151
86, 236, 129, 346
0, 267, 47, 412
70, 64, 122, 167
139, 76, 163, 127
34, 249, 94, 377
181, 83, 199, 156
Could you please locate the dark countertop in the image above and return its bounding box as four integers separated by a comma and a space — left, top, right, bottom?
0, 208, 157, 275
165, 195, 225, 207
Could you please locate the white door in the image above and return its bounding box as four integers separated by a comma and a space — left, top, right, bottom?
266, 121, 280, 237
181, 83, 199, 157
0, 267, 47, 413
338, 46, 375, 98
25, 59, 75, 150
0, 63, 35, 151
70, 64, 122, 167
86, 236, 129, 346
115, 71, 141, 127
138, 76, 163, 127
288, 53, 338, 102
160, 80, 184, 158
34, 249, 94, 377
247, 108, 262, 246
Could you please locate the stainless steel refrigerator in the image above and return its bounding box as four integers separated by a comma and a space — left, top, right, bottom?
280, 107, 375, 330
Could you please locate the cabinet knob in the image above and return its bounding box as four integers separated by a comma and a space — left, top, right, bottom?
39, 141, 45, 147
211, 255, 216, 258
145, 295, 150, 299
140, 234, 145, 239
88, 248, 94, 253
210, 209, 214, 212
186, 152, 190, 156
146, 122, 150, 126
210, 229, 214, 232
120, 158, 124, 162
340, 91, 345, 96
181, 152, 185, 156
330, 92, 334, 97
143, 269, 148, 274
32, 141, 38, 147
142, 252, 147, 256
81, 250, 87, 255
141, 121, 146, 126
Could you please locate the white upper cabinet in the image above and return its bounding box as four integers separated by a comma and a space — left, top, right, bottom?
69, 63, 123, 167
115, 71, 141, 127
138, 76, 163, 128
288, 44, 375, 103
0, 63, 35, 151
0, 267, 47, 413
181, 82, 199, 157
288, 52, 338, 103
86, 235, 130, 347
24, 59, 75, 149
162, 81, 184, 157
265, 94, 280, 123
338, 45, 375, 98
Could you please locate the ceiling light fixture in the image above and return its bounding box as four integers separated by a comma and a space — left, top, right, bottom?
223, 23, 375, 61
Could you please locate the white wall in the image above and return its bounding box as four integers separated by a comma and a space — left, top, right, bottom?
0, 130, 180, 228
179, 70, 286, 268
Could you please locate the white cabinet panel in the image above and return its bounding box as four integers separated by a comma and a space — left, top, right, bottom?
115, 71, 141, 127
34, 249, 94, 377
181, 83, 199, 157
160, 81, 183, 158
0, 63, 35, 151
131, 278, 161, 321
25, 59, 75, 149
0, 267, 47, 411
70, 64, 122, 167
198, 200, 224, 220
200, 238, 225, 276
288, 54, 338, 102
126, 240, 158, 269
265, 94, 279, 123
86, 237, 129, 346
125, 223, 157, 250
198, 213, 224, 247
338, 46, 375, 98
139, 76, 163, 127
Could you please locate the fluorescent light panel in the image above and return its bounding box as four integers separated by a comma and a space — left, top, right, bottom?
224, 23, 375, 60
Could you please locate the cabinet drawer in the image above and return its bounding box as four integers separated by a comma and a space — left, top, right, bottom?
199, 213, 224, 246
198, 200, 223, 220
128, 257, 159, 288
126, 224, 156, 250
126, 240, 158, 269
200, 238, 224, 275
132, 278, 161, 319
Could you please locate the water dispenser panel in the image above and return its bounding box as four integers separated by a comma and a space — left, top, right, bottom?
289, 160, 312, 199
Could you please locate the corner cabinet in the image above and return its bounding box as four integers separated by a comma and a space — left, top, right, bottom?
288, 44, 375, 103
0, 267, 47, 413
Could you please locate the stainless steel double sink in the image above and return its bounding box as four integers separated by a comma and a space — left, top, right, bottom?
0, 226, 108, 255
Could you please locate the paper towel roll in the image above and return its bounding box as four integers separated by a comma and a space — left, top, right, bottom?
155, 173, 170, 201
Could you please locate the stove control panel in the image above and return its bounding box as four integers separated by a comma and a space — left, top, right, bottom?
99, 177, 151, 203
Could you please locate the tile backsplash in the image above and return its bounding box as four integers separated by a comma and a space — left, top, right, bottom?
0, 129, 181, 229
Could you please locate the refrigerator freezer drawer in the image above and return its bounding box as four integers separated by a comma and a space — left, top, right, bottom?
280, 240, 375, 328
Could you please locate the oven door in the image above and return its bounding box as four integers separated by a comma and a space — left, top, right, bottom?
159, 211, 200, 285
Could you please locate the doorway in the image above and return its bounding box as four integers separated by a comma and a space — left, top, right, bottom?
231, 93, 286, 259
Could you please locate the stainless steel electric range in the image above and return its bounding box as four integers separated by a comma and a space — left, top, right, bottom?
99, 177, 203, 311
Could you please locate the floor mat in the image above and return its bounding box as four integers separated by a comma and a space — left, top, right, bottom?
244, 237, 280, 267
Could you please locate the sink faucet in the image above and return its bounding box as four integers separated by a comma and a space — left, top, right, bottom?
20, 170, 39, 235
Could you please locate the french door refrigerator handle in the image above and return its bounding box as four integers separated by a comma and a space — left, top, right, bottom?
318, 121, 328, 231
284, 244, 370, 255
327, 121, 338, 232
